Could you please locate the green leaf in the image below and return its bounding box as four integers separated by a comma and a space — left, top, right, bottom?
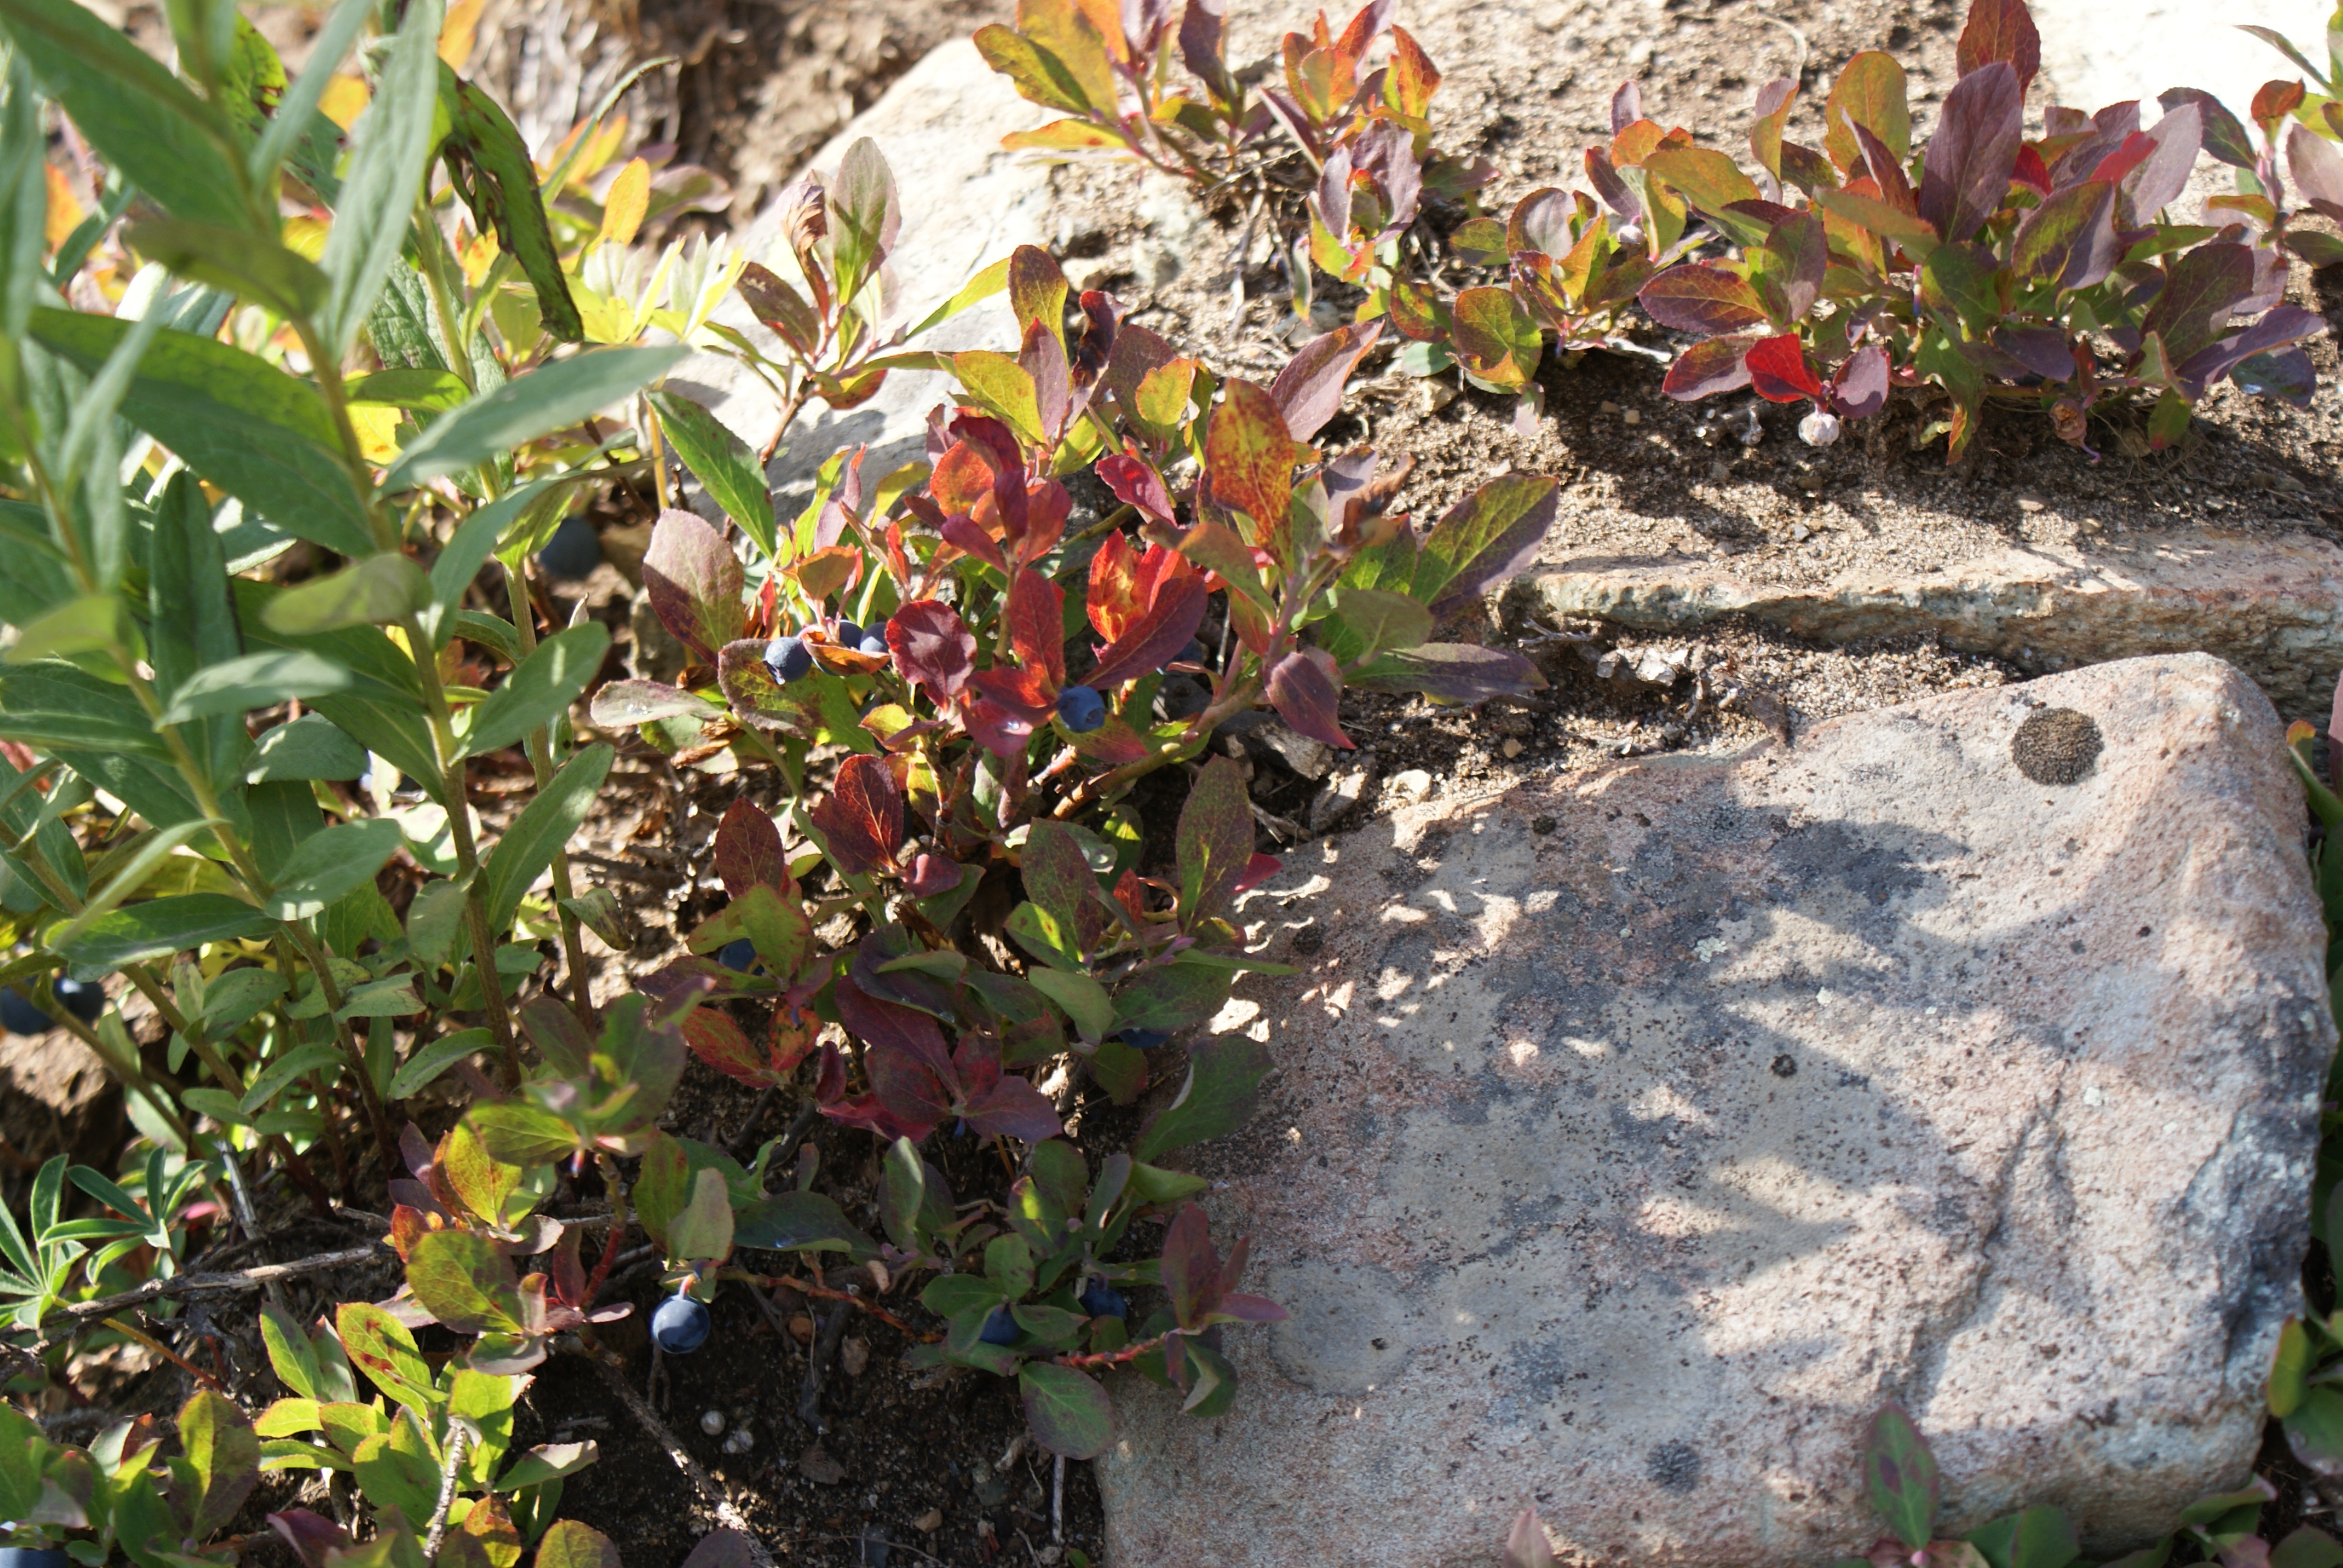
1111, 959, 1233, 1035
1410, 474, 1560, 619
335, 1300, 436, 1413
535, 1520, 620, 1568
1018, 1363, 1113, 1459
389, 1028, 491, 1099
921, 1273, 1006, 1318
318, 0, 441, 355
407, 1227, 525, 1334
2273, 1528, 2343, 1568
460, 621, 609, 759
0, 661, 168, 756
0, 0, 251, 231
666, 1166, 734, 1263
1132, 1034, 1270, 1163
54, 892, 274, 969
2273, 1317, 2313, 1417
160, 650, 355, 725
1318, 586, 1434, 665
45, 818, 220, 951
491, 1441, 599, 1492
264, 817, 402, 920
1863, 1403, 1940, 1550
245, 713, 368, 783
260, 1304, 323, 1399
200, 966, 285, 1031
1027, 966, 1115, 1040
986, 1233, 1035, 1299
480, 743, 612, 930
4, 592, 131, 664
384, 345, 687, 491
438, 63, 585, 344
148, 471, 249, 787
126, 220, 327, 319
731, 1190, 874, 1257
178, 1389, 261, 1537
240, 1042, 343, 1112
648, 389, 776, 559
27, 309, 375, 557
468, 1102, 580, 1166
264, 554, 433, 636
248, 0, 370, 184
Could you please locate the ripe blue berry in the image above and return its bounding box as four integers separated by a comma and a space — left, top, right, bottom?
1116, 1029, 1170, 1051
1078, 1278, 1127, 1320
652, 1291, 711, 1355
978, 1305, 1019, 1346
1056, 685, 1106, 733
52, 978, 103, 1023
536, 516, 603, 581
765, 635, 813, 683
716, 938, 756, 973
0, 988, 50, 1034
859, 632, 891, 656
834, 621, 863, 648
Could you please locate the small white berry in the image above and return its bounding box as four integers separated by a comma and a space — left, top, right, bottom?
700, 1410, 726, 1437
1799, 410, 1843, 448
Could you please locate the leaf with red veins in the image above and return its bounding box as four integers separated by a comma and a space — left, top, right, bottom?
1007, 568, 1066, 688
810, 753, 905, 876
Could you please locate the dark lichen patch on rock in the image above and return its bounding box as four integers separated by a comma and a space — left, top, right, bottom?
2013, 707, 2105, 785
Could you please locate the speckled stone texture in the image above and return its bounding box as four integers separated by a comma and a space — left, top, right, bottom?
1522, 530, 2343, 719
1096, 652, 2332, 1568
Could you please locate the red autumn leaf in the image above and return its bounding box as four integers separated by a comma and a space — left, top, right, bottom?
1088, 530, 1143, 642
963, 696, 1044, 760
1084, 573, 1209, 691
713, 800, 790, 899
867, 1043, 953, 1135
1954, 0, 2039, 93
1159, 1203, 1223, 1329
1265, 648, 1354, 750
810, 754, 904, 876
939, 512, 1006, 571
1268, 318, 1383, 442
1009, 479, 1072, 567
1234, 852, 1283, 898
960, 1074, 1063, 1142
887, 599, 976, 699
903, 853, 964, 898
1662, 334, 1759, 400
1745, 333, 1825, 401
835, 976, 955, 1084
1096, 449, 1176, 524
1204, 378, 1313, 537
969, 665, 1056, 717
684, 1007, 782, 1086
1008, 568, 1066, 688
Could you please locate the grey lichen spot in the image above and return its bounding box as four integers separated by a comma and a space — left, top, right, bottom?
2012, 708, 2103, 785
1647, 1440, 1702, 1492
1263, 1261, 1413, 1396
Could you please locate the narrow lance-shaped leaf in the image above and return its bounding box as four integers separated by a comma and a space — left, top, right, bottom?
647, 388, 778, 561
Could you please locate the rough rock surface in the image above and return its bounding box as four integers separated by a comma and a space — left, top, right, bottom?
664, 38, 1054, 502
1098, 653, 2330, 1568
1523, 528, 2343, 717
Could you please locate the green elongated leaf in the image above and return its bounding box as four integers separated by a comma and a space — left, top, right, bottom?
249, 0, 370, 182
0, 54, 47, 347
336, 1301, 435, 1413
45, 818, 220, 950
388, 1027, 491, 1099
4, 593, 131, 664
1018, 1363, 1113, 1460
264, 817, 403, 920
238, 596, 444, 803
245, 713, 367, 783
179, 1390, 261, 1537
54, 892, 273, 969
1319, 586, 1434, 664
921, 1273, 1006, 1318
1110, 959, 1233, 1035
28, 310, 375, 557
1132, 1034, 1271, 1163
240, 1042, 344, 1112
264, 554, 433, 635
491, 1442, 600, 1493
1411, 474, 1560, 618
667, 1167, 734, 1263
1964, 1504, 2078, 1568
973, 24, 1092, 113
385, 345, 687, 491
732, 1189, 876, 1257
480, 742, 612, 930
468, 1102, 580, 1165
319, 0, 440, 354
148, 471, 248, 786
260, 1304, 323, 1400
337, 976, 419, 1018
439, 64, 584, 344
460, 622, 609, 759
648, 389, 777, 559
0, 0, 251, 231
0, 662, 167, 755
1864, 1404, 1940, 1550
160, 650, 355, 725
348, 367, 471, 412
126, 220, 327, 319
1027, 966, 1115, 1040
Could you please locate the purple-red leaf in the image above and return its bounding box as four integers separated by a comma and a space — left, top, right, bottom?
2140, 242, 2256, 367
1662, 334, 1758, 399
713, 799, 788, 898
2010, 178, 2116, 290
1918, 60, 2022, 244
642, 509, 744, 664
886, 599, 976, 699
960, 1074, 1063, 1142
2120, 102, 2201, 223
810, 753, 903, 877
1008, 567, 1066, 690
1349, 642, 1547, 702
1084, 573, 1209, 691
1412, 472, 1561, 619
1954, 0, 2039, 92
1159, 1204, 1222, 1328
836, 976, 955, 1083
1638, 264, 1770, 335
1832, 343, 1892, 417
1266, 648, 1353, 750
1096, 449, 1176, 523
1175, 753, 1253, 930
2291, 121, 2343, 211
1268, 319, 1385, 441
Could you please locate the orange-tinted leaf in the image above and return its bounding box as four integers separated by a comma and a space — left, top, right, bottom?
1955, 0, 2039, 93
1008, 568, 1066, 688
1385, 24, 1440, 118
1087, 530, 1143, 641
1822, 51, 1910, 174
1204, 379, 1312, 544
931, 439, 998, 515
1086, 573, 1208, 691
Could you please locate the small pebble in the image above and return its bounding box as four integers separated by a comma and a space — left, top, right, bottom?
1501, 738, 1524, 759
2017, 495, 2045, 513
1599, 401, 1622, 414
788, 1314, 815, 1343
700, 1410, 726, 1437
721, 1427, 754, 1455
914, 1509, 943, 1534
1622, 408, 1641, 425
1388, 768, 1434, 803
841, 1338, 870, 1376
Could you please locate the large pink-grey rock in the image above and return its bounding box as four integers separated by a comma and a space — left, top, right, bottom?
1099, 652, 2330, 1568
